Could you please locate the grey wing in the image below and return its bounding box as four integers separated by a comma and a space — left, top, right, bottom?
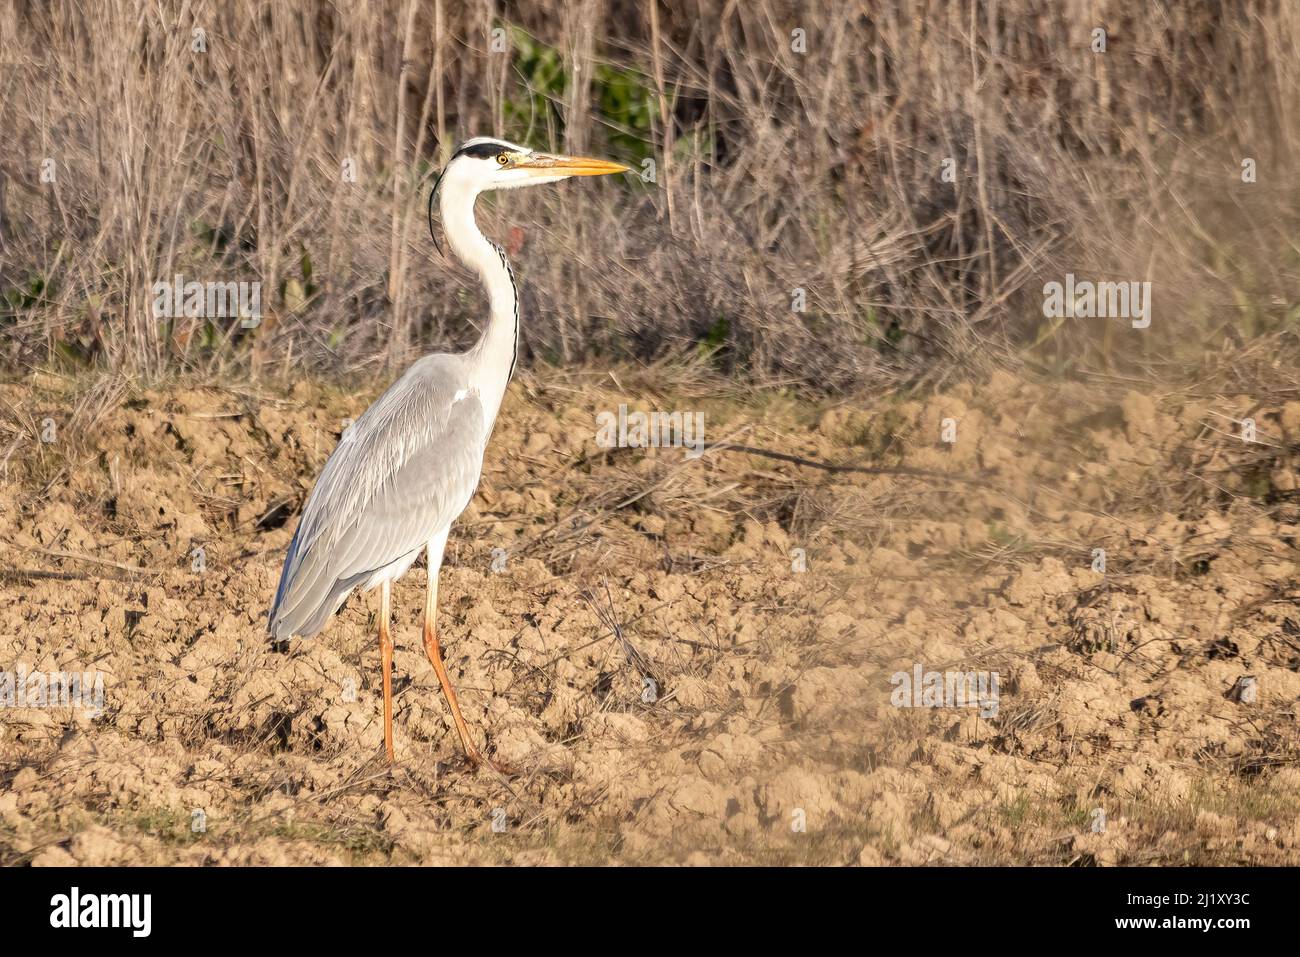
269, 356, 486, 639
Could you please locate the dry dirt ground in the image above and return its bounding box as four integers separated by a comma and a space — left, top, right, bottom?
2, 364, 1300, 865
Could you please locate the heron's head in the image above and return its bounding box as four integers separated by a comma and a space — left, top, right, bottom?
438, 137, 630, 194
429, 137, 629, 256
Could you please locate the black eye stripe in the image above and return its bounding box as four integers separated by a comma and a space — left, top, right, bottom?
455, 142, 510, 160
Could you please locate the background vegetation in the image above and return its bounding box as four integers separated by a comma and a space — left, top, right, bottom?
0, 0, 1297, 391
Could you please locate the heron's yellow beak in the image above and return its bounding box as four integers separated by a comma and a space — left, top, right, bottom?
519, 153, 631, 177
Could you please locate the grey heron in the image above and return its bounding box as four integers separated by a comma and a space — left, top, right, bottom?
268, 137, 629, 766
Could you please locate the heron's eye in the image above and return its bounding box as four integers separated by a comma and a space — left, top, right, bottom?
497, 153, 510, 166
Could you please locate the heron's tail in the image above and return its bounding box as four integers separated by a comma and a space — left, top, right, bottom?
269, 568, 365, 640
268, 525, 363, 640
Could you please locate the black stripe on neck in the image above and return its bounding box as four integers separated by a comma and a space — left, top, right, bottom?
493, 243, 520, 382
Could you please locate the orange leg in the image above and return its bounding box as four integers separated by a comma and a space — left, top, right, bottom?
421, 563, 487, 767
378, 580, 395, 763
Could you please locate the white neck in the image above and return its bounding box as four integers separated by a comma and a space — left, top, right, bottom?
440, 181, 518, 428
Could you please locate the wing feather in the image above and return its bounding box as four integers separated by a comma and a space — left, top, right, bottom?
269, 355, 486, 638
